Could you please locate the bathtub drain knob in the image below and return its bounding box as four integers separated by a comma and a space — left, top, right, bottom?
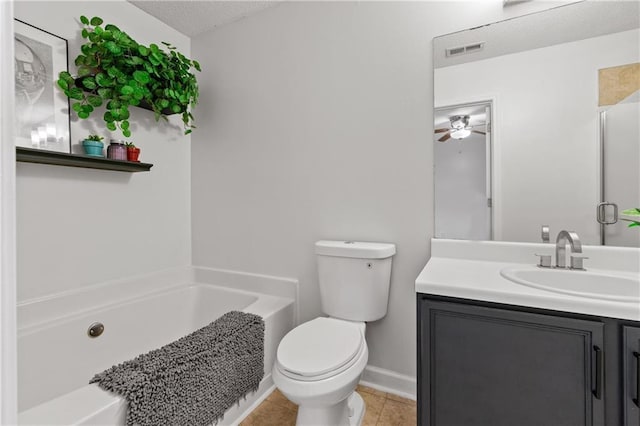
88, 322, 104, 338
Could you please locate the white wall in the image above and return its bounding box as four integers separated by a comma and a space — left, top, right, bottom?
435, 29, 640, 245
191, 1, 564, 381
15, 1, 192, 302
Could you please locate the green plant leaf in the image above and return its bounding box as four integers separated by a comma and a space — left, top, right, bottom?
629, 222, 640, 228
120, 85, 134, 95
111, 30, 123, 42
120, 106, 130, 120
72, 102, 82, 113
59, 71, 74, 84
106, 121, 117, 131
104, 24, 120, 32
90, 16, 103, 26
104, 41, 122, 55
121, 120, 130, 130
193, 60, 201, 72
57, 79, 68, 90
81, 77, 96, 90
80, 15, 89, 25
76, 66, 91, 77
81, 28, 89, 39
77, 110, 90, 119
122, 129, 131, 137
138, 45, 149, 56
133, 70, 150, 84
95, 73, 113, 87
171, 103, 182, 113
87, 95, 103, 107
622, 208, 640, 216
107, 100, 121, 110
133, 87, 144, 100
106, 66, 119, 78
68, 88, 84, 100
97, 88, 112, 98
88, 32, 99, 43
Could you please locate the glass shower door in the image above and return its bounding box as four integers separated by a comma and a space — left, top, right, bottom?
601, 100, 640, 247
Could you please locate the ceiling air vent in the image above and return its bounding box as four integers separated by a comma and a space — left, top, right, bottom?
446, 42, 485, 57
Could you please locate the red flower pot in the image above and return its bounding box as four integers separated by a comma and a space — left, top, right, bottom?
127, 147, 141, 162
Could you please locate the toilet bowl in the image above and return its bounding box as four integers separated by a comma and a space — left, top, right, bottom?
272, 317, 368, 426
273, 240, 395, 426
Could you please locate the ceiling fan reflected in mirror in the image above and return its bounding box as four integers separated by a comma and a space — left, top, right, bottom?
434, 115, 486, 142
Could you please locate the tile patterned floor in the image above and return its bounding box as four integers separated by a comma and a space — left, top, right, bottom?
240, 385, 416, 426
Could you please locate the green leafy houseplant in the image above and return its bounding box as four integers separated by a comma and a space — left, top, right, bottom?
57, 16, 200, 137
86, 134, 104, 142
622, 208, 640, 228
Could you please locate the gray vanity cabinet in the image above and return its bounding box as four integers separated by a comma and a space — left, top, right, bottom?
625, 326, 640, 426
418, 297, 605, 426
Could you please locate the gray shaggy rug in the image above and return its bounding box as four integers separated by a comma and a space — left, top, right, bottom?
90, 310, 264, 426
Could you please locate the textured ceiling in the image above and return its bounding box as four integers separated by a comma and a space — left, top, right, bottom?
127, 1, 280, 37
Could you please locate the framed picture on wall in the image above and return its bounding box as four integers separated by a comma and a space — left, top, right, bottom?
14, 19, 71, 153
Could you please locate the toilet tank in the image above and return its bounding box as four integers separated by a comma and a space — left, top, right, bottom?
315, 240, 396, 322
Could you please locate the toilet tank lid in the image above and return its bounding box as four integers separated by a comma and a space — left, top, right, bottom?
315, 240, 396, 259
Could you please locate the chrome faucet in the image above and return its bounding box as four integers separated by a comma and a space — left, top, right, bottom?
555, 230, 586, 270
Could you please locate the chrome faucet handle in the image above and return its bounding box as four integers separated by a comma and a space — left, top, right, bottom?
570, 255, 588, 271
535, 253, 552, 268
541, 225, 550, 243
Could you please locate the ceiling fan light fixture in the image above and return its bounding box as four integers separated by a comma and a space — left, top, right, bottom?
450, 128, 471, 139
450, 115, 470, 130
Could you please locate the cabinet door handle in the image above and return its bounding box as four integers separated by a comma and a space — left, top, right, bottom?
593, 346, 603, 399
634, 352, 640, 407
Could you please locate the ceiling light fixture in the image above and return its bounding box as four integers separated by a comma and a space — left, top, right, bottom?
450, 128, 471, 139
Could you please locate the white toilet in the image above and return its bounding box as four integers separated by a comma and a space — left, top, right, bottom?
272, 240, 396, 426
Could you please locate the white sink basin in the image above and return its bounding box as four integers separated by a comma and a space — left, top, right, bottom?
500, 266, 640, 302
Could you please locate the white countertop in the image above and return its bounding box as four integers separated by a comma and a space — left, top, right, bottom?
416, 239, 640, 321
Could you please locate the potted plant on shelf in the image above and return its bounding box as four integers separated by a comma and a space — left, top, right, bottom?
83, 134, 104, 157
57, 15, 200, 138
125, 142, 141, 162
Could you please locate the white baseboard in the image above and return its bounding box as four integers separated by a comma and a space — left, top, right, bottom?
360, 365, 416, 401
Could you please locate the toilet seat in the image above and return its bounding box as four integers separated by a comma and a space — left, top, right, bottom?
276, 317, 365, 382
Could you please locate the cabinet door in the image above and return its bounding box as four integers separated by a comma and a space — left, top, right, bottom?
418, 298, 605, 426
624, 326, 640, 426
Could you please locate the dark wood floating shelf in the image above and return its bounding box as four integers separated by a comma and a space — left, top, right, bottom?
16, 147, 153, 173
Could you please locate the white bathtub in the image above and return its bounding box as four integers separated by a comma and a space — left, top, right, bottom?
17, 283, 295, 425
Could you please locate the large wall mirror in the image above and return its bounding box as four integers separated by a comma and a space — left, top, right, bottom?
433, 1, 640, 247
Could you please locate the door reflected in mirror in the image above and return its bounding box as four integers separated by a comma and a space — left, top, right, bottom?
433, 1, 640, 247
